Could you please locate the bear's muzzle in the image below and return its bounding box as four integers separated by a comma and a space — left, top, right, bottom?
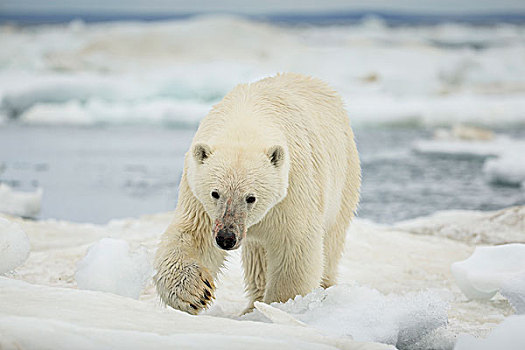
213, 200, 246, 250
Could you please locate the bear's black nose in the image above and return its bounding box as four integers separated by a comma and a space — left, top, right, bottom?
216, 229, 237, 250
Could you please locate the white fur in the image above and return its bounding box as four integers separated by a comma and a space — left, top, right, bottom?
154, 73, 361, 314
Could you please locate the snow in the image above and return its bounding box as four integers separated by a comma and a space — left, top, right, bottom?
451, 244, 525, 300
2, 206, 524, 349
454, 315, 525, 350
245, 285, 448, 348
1, 16, 525, 127
0, 278, 392, 350
395, 205, 525, 245
0, 218, 30, 274
501, 273, 525, 314
75, 238, 153, 299
0, 183, 42, 218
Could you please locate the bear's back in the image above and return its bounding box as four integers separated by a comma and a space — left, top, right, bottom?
196, 73, 358, 227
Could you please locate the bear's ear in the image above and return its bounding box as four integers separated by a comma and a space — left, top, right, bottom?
267, 145, 285, 167
192, 143, 212, 164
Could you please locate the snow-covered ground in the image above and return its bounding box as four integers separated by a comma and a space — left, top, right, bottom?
1, 206, 524, 349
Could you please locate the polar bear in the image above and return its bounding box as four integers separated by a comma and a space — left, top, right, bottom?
154, 73, 361, 314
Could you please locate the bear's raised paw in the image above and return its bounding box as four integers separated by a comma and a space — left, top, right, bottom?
155, 260, 215, 315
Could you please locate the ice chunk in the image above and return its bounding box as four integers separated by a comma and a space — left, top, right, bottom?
454, 315, 525, 350
483, 153, 525, 188
20, 99, 211, 126
433, 125, 494, 141
253, 301, 308, 327
244, 285, 448, 348
0, 217, 30, 274
501, 273, 525, 314
75, 238, 153, 299
0, 278, 393, 350
395, 206, 525, 245
412, 136, 511, 159
451, 244, 525, 300
413, 134, 525, 189
0, 184, 42, 218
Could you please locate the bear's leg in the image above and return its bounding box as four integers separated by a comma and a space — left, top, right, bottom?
263, 228, 324, 304
321, 220, 348, 288
322, 164, 359, 288
241, 240, 267, 314
154, 223, 226, 315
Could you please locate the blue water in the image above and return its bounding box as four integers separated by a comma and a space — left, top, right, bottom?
1, 11, 525, 26
1, 125, 524, 224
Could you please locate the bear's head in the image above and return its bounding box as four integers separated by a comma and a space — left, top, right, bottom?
188, 142, 289, 250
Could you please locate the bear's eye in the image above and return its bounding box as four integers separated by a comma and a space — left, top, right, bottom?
246, 196, 256, 204
211, 191, 220, 199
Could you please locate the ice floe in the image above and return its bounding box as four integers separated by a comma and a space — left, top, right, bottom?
0, 278, 392, 350
0, 217, 30, 274
395, 205, 525, 245
246, 285, 448, 348
2, 16, 525, 127
75, 238, 153, 299
454, 315, 525, 350
413, 131, 525, 188
0, 206, 523, 349
451, 244, 525, 301
0, 183, 42, 218
501, 273, 525, 314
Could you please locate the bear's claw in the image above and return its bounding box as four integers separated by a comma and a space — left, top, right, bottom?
155, 259, 216, 315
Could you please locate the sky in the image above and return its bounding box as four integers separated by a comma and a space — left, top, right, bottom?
2, 0, 525, 15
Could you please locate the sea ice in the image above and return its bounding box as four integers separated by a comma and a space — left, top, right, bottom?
0, 184, 42, 218
454, 315, 525, 350
483, 153, 525, 188
451, 244, 525, 301
2, 16, 525, 128
0, 278, 392, 350
501, 273, 525, 314
412, 136, 510, 159
244, 285, 449, 348
413, 134, 525, 188
0, 217, 30, 274
75, 238, 153, 299
395, 205, 525, 245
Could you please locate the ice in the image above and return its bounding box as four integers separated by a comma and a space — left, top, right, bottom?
0, 217, 30, 274
245, 285, 449, 348
395, 205, 525, 245
501, 273, 525, 314
412, 135, 516, 159
0, 278, 391, 350
75, 238, 153, 299
20, 99, 212, 126
454, 315, 525, 350
2, 16, 525, 127
2, 207, 524, 349
451, 244, 525, 300
413, 133, 525, 188
483, 153, 525, 188
0, 183, 42, 218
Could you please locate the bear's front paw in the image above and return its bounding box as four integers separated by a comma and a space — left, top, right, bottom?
155, 261, 215, 315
